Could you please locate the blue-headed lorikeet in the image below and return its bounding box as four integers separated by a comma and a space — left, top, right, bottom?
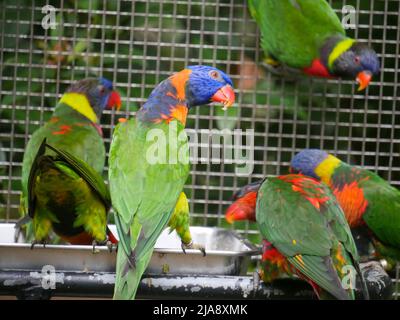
256, 174, 367, 300
109, 65, 235, 300
19, 78, 121, 246
248, 0, 380, 90
290, 149, 400, 269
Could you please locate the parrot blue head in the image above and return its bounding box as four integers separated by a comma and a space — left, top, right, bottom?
138, 65, 235, 125
331, 41, 380, 91
290, 149, 330, 179
64, 77, 121, 122
186, 65, 235, 107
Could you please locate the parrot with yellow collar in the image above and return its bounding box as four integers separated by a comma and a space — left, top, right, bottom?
248, 0, 380, 90
19, 78, 121, 246
290, 149, 400, 269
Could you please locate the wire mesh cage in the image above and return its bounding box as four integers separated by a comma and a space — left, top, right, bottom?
0, 0, 399, 298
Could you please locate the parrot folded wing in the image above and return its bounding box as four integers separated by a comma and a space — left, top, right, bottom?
44, 141, 111, 209
257, 177, 361, 300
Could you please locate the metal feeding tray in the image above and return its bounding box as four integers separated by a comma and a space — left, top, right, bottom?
0, 224, 258, 276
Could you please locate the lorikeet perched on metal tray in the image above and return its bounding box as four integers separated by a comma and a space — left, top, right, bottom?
109, 65, 235, 300
291, 149, 400, 269
256, 174, 368, 300
19, 78, 121, 246
247, 0, 380, 90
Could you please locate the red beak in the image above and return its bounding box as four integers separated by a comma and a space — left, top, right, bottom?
357, 71, 372, 91
107, 90, 122, 110
211, 85, 235, 110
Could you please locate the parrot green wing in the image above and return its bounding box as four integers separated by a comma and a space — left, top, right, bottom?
20, 104, 106, 216
19, 103, 106, 242
331, 164, 400, 257
248, 0, 345, 68
44, 141, 111, 209
256, 175, 360, 300
109, 119, 190, 299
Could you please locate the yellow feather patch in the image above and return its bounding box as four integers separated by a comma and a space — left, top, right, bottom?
328, 38, 355, 69
59, 93, 98, 123
294, 254, 305, 268
174, 192, 189, 215
314, 154, 341, 185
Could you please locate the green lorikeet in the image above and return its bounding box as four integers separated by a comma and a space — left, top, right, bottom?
109, 65, 235, 300
256, 174, 367, 300
290, 149, 400, 268
19, 78, 121, 245
247, 0, 380, 90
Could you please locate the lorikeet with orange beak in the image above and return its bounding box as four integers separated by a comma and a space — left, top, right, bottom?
291, 149, 400, 268
248, 0, 380, 90
19, 78, 121, 246
256, 174, 368, 300
109, 66, 235, 300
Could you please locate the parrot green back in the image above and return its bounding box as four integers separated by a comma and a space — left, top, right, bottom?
20, 102, 106, 241
256, 176, 361, 300
248, 0, 345, 68
109, 118, 190, 299
22, 102, 105, 195
332, 163, 400, 256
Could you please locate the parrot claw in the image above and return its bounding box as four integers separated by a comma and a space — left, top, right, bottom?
106, 240, 117, 253
92, 240, 102, 254
181, 241, 206, 257
30, 240, 47, 250
92, 238, 117, 254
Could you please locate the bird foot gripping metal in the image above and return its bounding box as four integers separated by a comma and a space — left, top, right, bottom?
181, 240, 206, 257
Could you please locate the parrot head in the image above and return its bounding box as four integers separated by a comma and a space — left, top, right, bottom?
137, 65, 235, 125
64, 77, 121, 121
232, 180, 262, 200
225, 190, 258, 224
330, 41, 380, 91
290, 149, 341, 184
186, 65, 235, 109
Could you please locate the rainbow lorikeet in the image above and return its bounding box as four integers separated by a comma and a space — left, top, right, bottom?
256, 174, 368, 300
225, 181, 293, 283
109, 65, 235, 300
19, 78, 121, 246
290, 149, 400, 269
248, 0, 380, 90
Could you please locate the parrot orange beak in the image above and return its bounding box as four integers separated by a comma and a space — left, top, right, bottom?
356, 71, 372, 91
107, 90, 122, 110
211, 85, 235, 110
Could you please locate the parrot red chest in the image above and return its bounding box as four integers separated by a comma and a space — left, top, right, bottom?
302, 59, 334, 78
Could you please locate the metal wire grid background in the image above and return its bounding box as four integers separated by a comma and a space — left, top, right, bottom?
0, 0, 399, 282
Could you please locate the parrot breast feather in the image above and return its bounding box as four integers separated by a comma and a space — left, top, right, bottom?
109, 119, 190, 264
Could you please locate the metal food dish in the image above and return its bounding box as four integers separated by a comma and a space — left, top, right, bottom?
0, 224, 258, 276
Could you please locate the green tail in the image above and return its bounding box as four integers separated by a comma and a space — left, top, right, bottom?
113, 245, 153, 300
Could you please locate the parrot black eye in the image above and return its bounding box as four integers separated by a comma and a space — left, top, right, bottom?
354, 56, 361, 64
98, 85, 106, 95
209, 70, 221, 80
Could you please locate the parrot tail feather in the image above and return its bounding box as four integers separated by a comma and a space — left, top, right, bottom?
114, 245, 153, 300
